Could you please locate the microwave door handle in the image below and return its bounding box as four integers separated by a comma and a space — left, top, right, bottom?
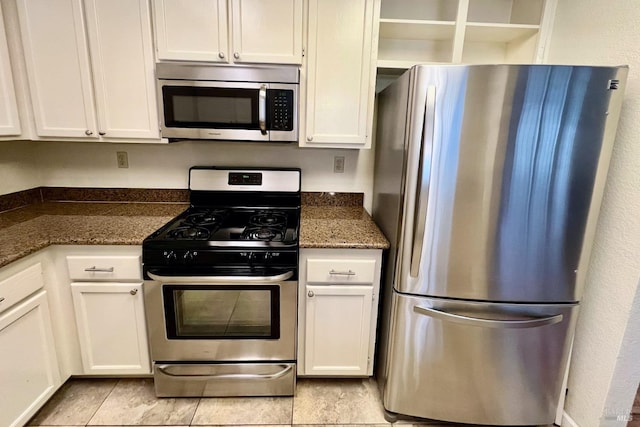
410, 85, 436, 278
259, 84, 267, 135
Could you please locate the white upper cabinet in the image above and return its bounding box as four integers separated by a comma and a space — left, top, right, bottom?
84, 0, 158, 139
17, 0, 97, 139
153, 0, 228, 62
0, 3, 21, 137
153, 0, 303, 65
17, 0, 159, 140
302, 0, 380, 149
377, 0, 555, 69
230, 0, 303, 64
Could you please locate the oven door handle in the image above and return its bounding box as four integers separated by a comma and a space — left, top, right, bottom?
156, 364, 293, 380
147, 270, 294, 283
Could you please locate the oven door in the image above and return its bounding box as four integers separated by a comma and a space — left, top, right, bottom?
144, 270, 296, 362
158, 80, 297, 142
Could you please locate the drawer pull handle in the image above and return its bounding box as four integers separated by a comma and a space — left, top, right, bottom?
329, 269, 356, 276
0, 297, 4, 303
308, 290, 314, 297
130, 289, 138, 295
84, 266, 114, 273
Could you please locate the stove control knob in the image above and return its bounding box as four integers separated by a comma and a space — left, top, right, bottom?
163, 251, 177, 264
183, 250, 195, 264
263, 252, 272, 261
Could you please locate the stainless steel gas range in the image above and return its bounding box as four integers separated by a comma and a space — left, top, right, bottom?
142, 167, 301, 397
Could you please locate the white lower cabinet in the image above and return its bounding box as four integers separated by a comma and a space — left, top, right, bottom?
66, 249, 150, 375
305, 284, 373, 375
71, 282, 150, 375
298, 248, 382, 376
0, 291, 60, 427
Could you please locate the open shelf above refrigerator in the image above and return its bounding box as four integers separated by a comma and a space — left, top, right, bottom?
377, 0, 555, 71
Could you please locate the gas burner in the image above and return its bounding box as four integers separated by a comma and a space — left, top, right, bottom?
168, 226, 210, 240
250, 212, 287, 227
184, 210, 227, 226
241, 226, 284, 241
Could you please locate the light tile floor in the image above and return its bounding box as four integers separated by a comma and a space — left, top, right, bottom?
27, 377, 445, 427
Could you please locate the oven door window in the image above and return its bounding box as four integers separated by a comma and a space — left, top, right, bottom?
162, 86, 259, 129
163, 285, 280, 339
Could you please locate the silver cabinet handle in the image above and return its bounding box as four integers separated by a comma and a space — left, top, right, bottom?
413, 305, 563, 329
130, 289, 138, 295
329, 269, 355, 276
84, 266, 114, 272
147, 270, 293, 284
308, 290, 314, 297
157, 364, 292, 380
259, 84, 267, 135
99, 131, 105, 136
307, 136, 313, 142
218, 52, 225, 59
0, 297, 5, 303
233, 52, 240, 59
85, 130, 93, 136
410, 85, 436, 278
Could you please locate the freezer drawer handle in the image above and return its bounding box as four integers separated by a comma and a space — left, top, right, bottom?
413, 305, 563, 329
156, 364, 293, 380
147, 270, 293, 284
410, 85, 436, 278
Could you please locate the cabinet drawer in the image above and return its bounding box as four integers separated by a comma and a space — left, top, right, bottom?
66, 255, 141, 281
0, 263, 44, 314
306, 259, 376, 284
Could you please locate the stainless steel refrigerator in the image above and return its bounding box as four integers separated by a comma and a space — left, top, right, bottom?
372, 64, 627, 425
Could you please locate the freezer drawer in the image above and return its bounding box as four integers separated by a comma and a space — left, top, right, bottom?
382, 292, 578, 425
153, 362, 295, 397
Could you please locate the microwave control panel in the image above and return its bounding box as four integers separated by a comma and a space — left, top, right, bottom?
267, 89, 294, 131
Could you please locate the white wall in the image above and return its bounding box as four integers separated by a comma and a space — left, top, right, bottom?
32, 140, 376, 211
0, 140, 40, 194
546, 1, 640, 425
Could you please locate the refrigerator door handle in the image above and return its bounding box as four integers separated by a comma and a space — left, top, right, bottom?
410, 85, 436, 278
413, 305, 564, 329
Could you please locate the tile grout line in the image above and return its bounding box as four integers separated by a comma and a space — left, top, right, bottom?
188, 396, 203, 426
85, 378, 121, 426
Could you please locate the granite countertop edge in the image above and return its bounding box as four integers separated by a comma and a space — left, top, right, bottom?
0, 202, 389, 269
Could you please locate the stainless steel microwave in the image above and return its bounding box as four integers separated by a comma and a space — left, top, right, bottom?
156, 63, 298, 142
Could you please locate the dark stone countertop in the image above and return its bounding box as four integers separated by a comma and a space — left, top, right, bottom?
0, 201, 389, 269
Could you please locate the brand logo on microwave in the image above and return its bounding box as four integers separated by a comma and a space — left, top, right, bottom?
207, 132, 222, 136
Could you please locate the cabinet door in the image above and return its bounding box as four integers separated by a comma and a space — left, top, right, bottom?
0, 291, 61, 427
153, 0, 229, 62
17, 0, 98, 138
230, 0, 303, 64
304, 0, 379, 147
0, 3, 21, 137
84, 0, 159, 139
71, 282, 150, 375
304, 285, 373, 375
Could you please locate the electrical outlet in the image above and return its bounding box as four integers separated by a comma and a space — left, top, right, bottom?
116, 151, 129, 168
333, 156, 345, 173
